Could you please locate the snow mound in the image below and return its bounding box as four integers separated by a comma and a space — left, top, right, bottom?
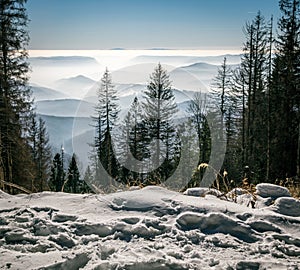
176, 212, 258, 243
271, 197, 300, 217
256, 183, 291, 199
0, 186, 300, 269
183, 187, 222, 197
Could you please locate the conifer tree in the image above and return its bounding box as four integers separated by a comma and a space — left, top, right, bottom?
65, 154, 80, 193
30, 116, 52, 191
0, 0, 35, 192
239, 12, 269, 182
91, 68, 120, 189
271, 0, 300, 179
142, 63, 178, 182
119, 97, 146, 185
49, 153, 64, 192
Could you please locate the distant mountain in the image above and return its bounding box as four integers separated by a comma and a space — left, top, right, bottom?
30, 84, 68, 101
29, 56, 99, 66
111, 63, 173, 84
181, 62, 219, 71
35, 98, 94, 117
131, 55, 199, 66
85, 83, 197, 109
29, 56, 101, 88
193, 54, 242, 65
131, 54, 242, 66
54, 75, 97, 99
169, 68, 212, 92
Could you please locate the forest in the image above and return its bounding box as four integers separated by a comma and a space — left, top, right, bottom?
0, 0, 299, 196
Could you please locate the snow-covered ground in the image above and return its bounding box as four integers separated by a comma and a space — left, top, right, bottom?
0, 184, 299, 269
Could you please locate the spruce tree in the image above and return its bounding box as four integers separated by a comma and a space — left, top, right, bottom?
119, 97, 145, 185
210, 58, 241, 182
49, 153, 64, 192
239, 12, 269, 182
65, 154, 80, 193
30, 116, 52, 191
91, 68, 120, 190
0, 0, 35, 192
271, 0, 300, 179
142, 63, 178, 183
210, 57, 232, 129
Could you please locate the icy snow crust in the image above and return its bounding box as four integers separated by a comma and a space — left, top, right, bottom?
0, 185, 299, 269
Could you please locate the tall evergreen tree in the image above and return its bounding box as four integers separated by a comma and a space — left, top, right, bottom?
91, 68, 120, 190
0, 0, 35, 192
210, 57, 243, 185
30, 116, 52, 191
271, 0, 300, 179
119, 97, 146, 185
210, 57, 232, 130
239, 12, 269, 182
64, 154, 80, 193
142, 63, 178, 182
49, 152, 65, 192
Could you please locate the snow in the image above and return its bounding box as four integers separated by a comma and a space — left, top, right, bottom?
271, 197, 300, 217
0, 185, 300, 269
183, 187, 222, 197
256, 183, 291, 199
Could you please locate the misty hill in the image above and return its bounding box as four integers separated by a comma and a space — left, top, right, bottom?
53, 75, 97, 99
131, 54, 242, 66
110, 63, 209, 91
35, 99, 95, 117
29, 56, 99, 66
56, 75, 96, 85
111, 63, 174, 84
181, 62, 219, 71
29, 56, 101, 87
30, 84, 68, 101
192, 54, 242, 65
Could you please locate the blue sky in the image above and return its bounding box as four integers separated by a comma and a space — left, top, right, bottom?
27, 0, 280, 50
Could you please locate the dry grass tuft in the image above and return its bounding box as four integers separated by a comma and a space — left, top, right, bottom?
288, 185, 300, 199
275, 178, 300, 200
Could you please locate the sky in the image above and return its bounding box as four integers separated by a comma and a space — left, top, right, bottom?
27, 0, 281, 50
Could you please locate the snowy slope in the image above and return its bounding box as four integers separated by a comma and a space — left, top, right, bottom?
0, 185, 299, 269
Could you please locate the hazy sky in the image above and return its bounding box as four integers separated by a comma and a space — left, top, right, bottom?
27, 0, 280, 50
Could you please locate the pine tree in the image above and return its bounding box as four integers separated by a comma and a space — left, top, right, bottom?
210, 57, 232, 129
49, 153, 64, 192
0, 0, 35, 193
119, 97, 146, 185
210, 58, 242, 183
142, 63, 178, 183
239, 12, 269, 182
271, 0, 300, 179
30, 116, 52, 191
64, 154, 80, 193
91, 68, 120, 190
